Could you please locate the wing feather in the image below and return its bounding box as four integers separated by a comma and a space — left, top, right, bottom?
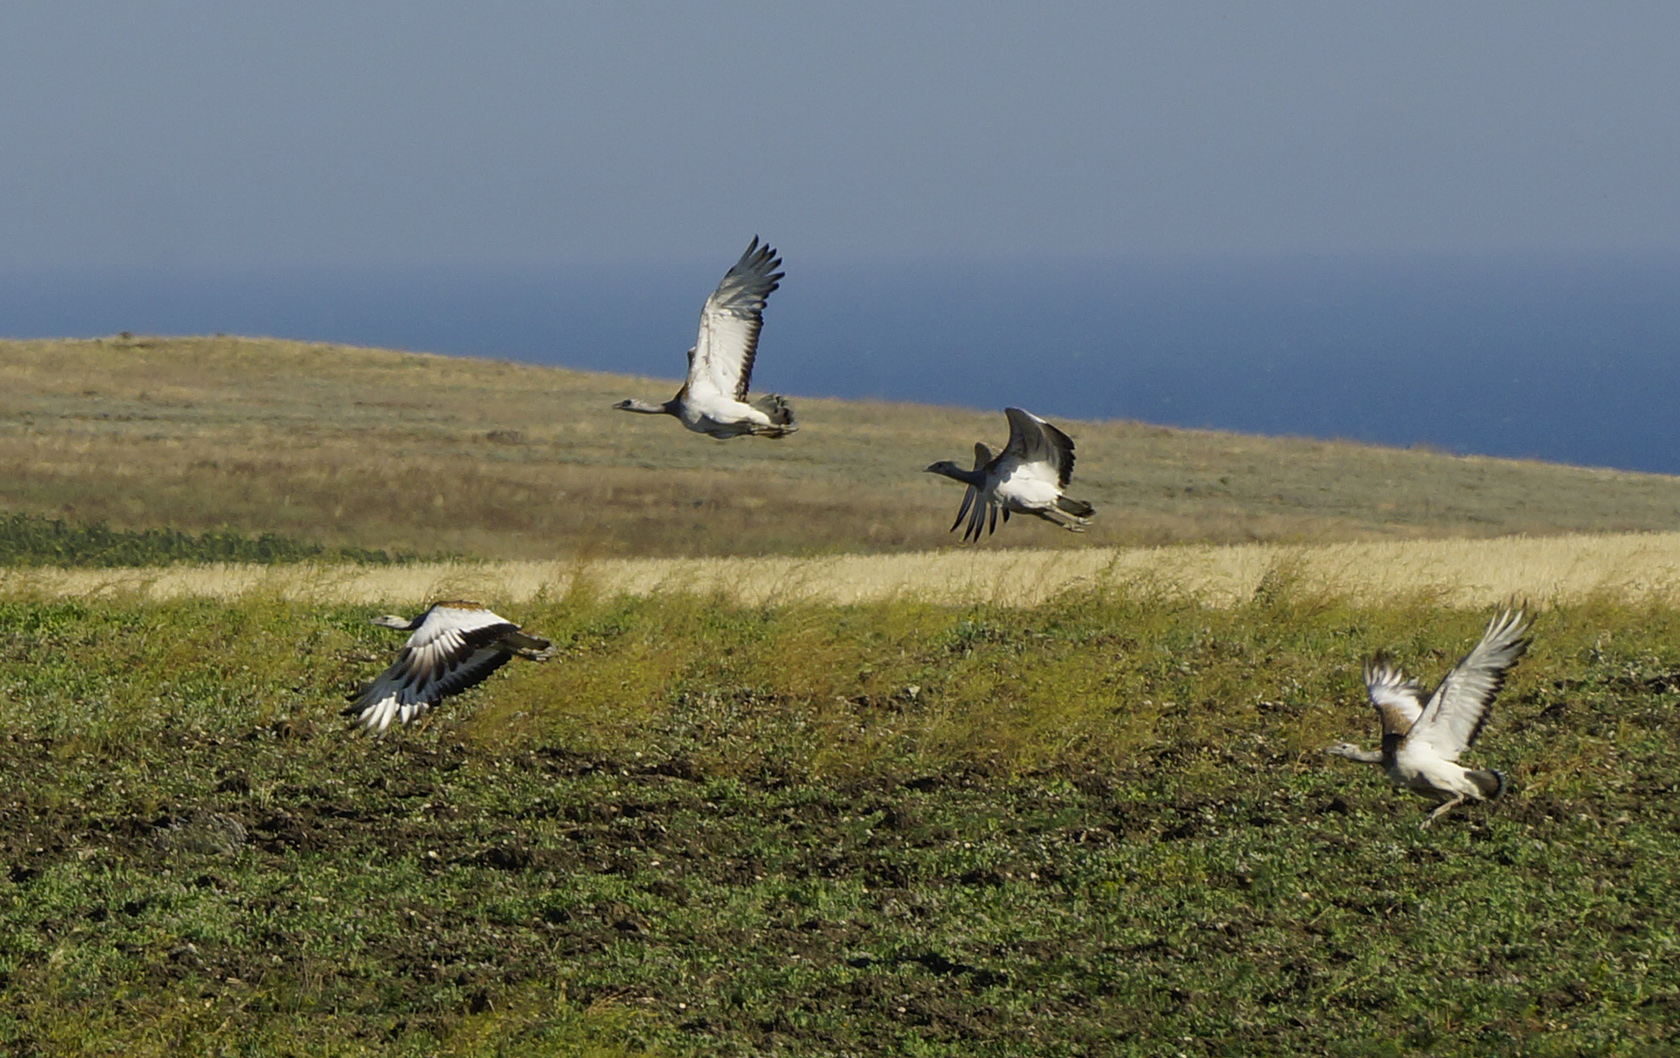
1002, 407, 1077, 489
1364, 656, 1426, 737
951, 485, 977, 533
1408, 608, 1531, 759
686, 237, 783, 403
966, 491, 989, 542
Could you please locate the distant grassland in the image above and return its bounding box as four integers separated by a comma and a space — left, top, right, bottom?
12, 530, 1680, 610
2, 584, 1678, 1055
4, 335, 1680, 560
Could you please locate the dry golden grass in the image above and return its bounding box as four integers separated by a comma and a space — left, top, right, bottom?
5, 334, 1680, 560
14, 529, 1680, 608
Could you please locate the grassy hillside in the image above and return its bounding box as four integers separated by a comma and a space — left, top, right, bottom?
4, 335, 1680, 559
2, 586, 1678, 1055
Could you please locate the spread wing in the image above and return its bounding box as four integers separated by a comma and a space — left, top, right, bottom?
686, 237, 783, 403
1407, 608, 1531, 760
1002, 407, 1076, 489
1364, 656, 1426, 737
352, 604, 539, 734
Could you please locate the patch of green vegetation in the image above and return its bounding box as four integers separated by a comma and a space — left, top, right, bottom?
2, 586, 1679, 1055
0, 512, 420, 567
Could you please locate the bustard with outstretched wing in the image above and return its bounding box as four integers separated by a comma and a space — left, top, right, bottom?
925, 407, 1095, 542
613, 237, 796, 439
1327, 607, 1531, 827
347, 601, 553, 734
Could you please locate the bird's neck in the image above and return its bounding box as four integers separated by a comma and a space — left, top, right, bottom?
933, 465, 987, 488
621, 399, 678, 415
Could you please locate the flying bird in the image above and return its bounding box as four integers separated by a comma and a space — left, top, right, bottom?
925, 407, 1095, 542
1327, 607, 1532, 827
613, 236, 796, 439
347, 601, 553, 734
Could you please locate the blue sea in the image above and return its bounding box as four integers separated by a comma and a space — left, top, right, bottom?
3, 253, 1677, 474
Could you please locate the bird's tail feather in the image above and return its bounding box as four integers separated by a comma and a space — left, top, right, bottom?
751, 393, 796, 426
1468, 768, 1505, 800
1056, 496, 1095, 518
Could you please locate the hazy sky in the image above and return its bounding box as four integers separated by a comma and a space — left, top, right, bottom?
4, 2, 1678, 269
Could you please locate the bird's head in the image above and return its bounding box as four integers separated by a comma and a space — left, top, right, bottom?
613, 397, 670, 415
370, 614, 413, 630
925, 460, 962, 477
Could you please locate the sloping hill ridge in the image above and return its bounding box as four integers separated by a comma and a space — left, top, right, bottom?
2, 334, 1678, 560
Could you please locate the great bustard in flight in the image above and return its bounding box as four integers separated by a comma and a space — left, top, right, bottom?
613, 237, 796, 439
347, 601, 553, 734
925, 407, 1095, 542
1327, 607, 1532, 827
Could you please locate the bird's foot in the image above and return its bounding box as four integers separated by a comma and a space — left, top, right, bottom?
1421, 796, 1465, 829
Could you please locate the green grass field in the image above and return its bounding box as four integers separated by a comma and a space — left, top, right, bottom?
3, 584, 1678, 1056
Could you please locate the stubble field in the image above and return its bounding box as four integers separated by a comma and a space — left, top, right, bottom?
3, 337, 1680, 1056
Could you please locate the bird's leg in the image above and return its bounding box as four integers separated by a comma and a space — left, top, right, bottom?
1060, 510, 1093, 532
1033, 508, 1081, 532
1420, 796, 1466, 829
